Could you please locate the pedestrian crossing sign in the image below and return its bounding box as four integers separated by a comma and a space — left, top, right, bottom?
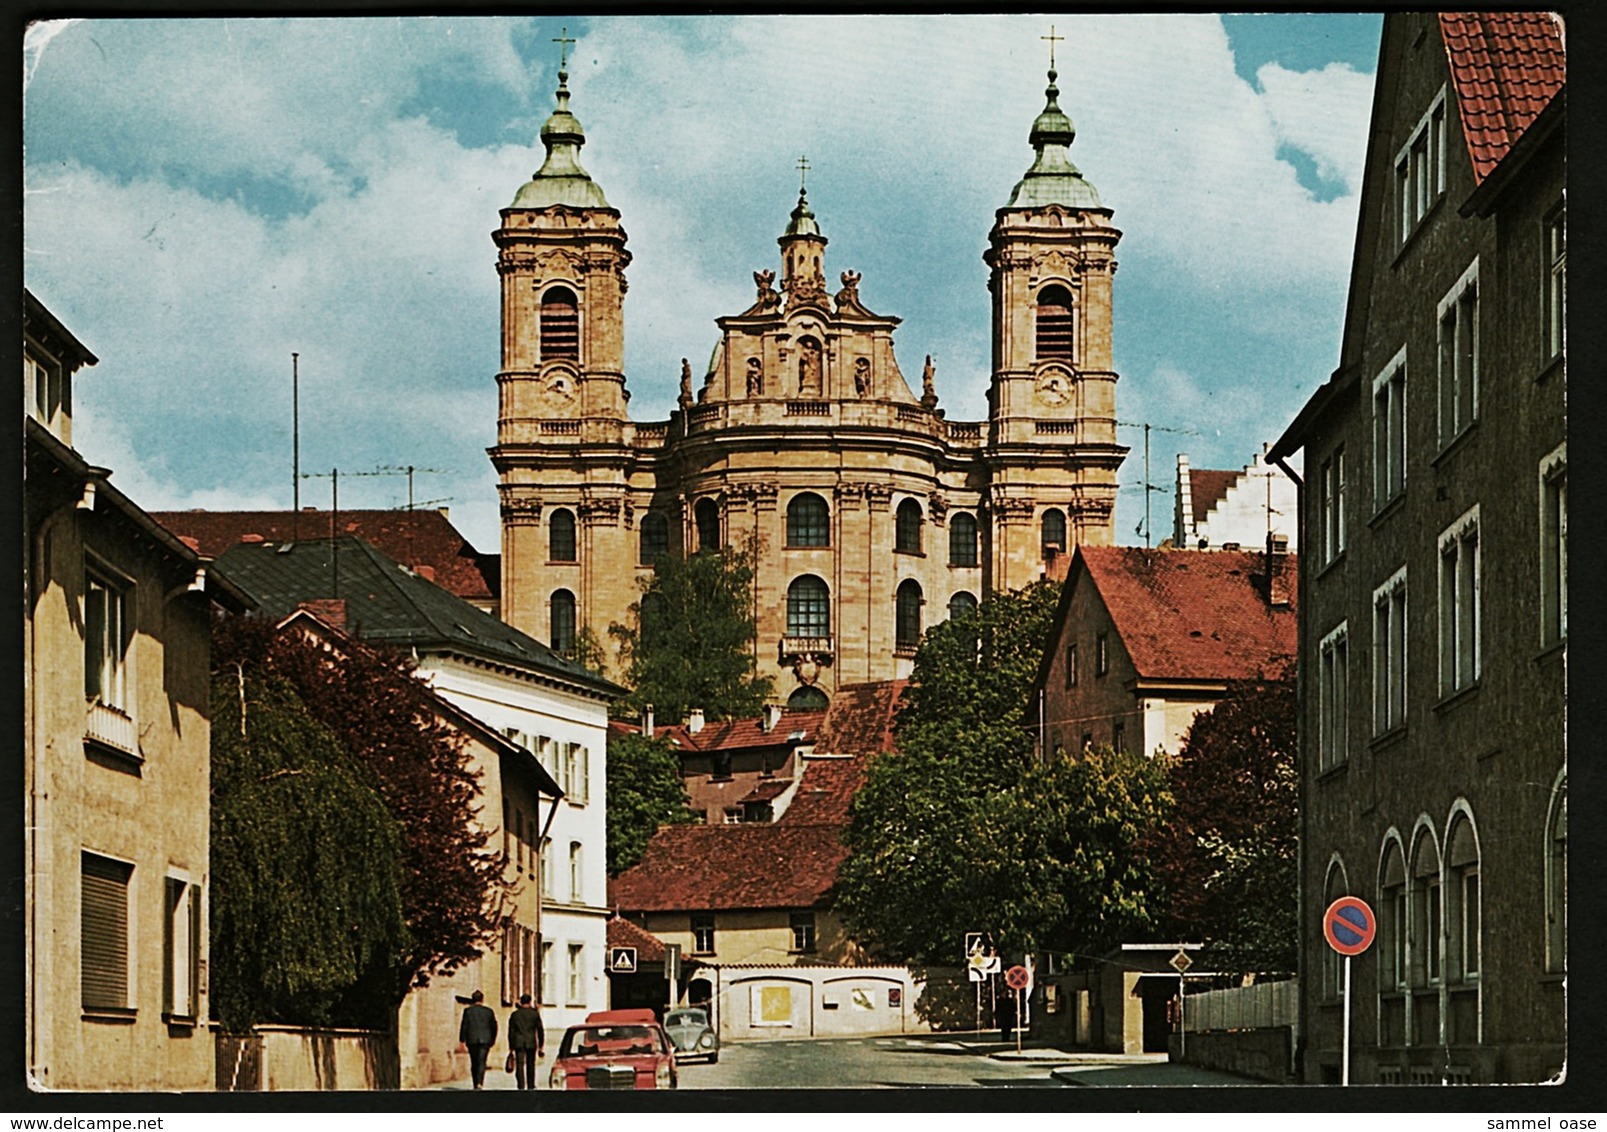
609, 947, 637, 973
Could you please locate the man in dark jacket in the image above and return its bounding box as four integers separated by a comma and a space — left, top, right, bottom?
507, 994, 546, 1090
459, 990, 498, 1090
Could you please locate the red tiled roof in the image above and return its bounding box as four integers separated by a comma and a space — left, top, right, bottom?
1440, 12, 1565, 184
1187, 469, 1241, 528
815, 680, 905, 755
151, 509, 498, 603
607, 915, 667, 962
608, 823, 848, 913
781, 755, 868, 826
655, 710, 827, 753
1078, 547, 1297, 682
740, 779, 791, 804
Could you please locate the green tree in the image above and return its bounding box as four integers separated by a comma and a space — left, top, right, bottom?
211, 613, 509, 1017
838, 581, 1171, 968
1148, 679, 1299, 973
210, 667, 409, 1031
609, 547, 774, 723
605, 731, 698, 875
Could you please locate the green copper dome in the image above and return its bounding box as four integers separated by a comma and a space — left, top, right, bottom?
511, 70, 611, 210
1006, 69, 1102, 210
783, 190, 822, 239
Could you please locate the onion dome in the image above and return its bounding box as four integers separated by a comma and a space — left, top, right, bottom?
1005, 68, 1102, 209
511, 68, 611, 209
783, 189, 822, 238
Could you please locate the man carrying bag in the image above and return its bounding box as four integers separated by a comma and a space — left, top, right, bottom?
507, 994, 546, 1090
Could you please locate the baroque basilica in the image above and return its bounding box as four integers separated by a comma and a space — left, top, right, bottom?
491, 52, 1128, 708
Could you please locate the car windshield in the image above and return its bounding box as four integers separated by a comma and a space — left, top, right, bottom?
559, 1025, 665, 1057
666, 1010, 707, 1027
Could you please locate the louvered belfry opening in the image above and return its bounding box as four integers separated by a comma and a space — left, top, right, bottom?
1036, 284, 1075, 361
540, 286, 580, 362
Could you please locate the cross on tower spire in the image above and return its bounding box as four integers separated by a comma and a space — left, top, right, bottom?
1042, 24, 1065, 71
797, 154, 811, 195
553, 26, 576, 72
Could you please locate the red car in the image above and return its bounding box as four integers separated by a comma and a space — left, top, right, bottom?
548, 1009, 678, 1090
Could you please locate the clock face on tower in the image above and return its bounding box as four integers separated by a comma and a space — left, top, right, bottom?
546, 374, 575, 400
1035, 370, 1072, 406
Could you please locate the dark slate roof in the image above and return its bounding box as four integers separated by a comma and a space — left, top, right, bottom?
153, 508, 499, 604
607, 915, 668, 963
1440, 12, 1565, 185
1078, 546, 1298, 682
214, 536, 621, 699
608, 822, 848, 914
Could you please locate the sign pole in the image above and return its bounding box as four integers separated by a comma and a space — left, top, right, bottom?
975, 979, 981, 1035
1342, 954, 1351, 1086
1179, 973, 1186, 1059
1015, 987, 1023, 1055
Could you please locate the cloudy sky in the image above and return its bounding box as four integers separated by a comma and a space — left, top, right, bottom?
24, 14, 1381, 553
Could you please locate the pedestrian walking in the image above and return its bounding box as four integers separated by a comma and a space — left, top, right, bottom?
507, 993, 546, 1090
459, 989, 498, 1090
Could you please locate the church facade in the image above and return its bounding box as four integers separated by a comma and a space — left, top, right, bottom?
492, 55, 1128, 707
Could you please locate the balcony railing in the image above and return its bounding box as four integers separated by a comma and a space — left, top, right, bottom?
779, 635, 834, 662
85, 701, 137, 755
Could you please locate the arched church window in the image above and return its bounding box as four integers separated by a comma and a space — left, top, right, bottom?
1379, 836, 1407, 992
695, 498, 721, 553
1036, 284, 1075, 361
1321, 857, 1349, 1000
896, 579, 923, 650
1446, 814, 1480, 984
550, 508, 577, 562
1410, 827, 1443, 988
639, 511, 670, 563
540, 286, 580, 362
787, 493, 830, 547
896, 499, 923, 554
550, 589, 576, 655
787, 575, 831, 638
788, 685, 829, 711
948, 591, 978, 621
949, 513, 979, 567
1041, 508, 1067, 556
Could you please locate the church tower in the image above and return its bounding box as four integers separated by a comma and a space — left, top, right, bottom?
984, 48, 1126, 588
492, 44, 634, 647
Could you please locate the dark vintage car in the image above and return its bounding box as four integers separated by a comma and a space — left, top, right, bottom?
548, 1009, 678, 1091
663, 1006, 719, 1063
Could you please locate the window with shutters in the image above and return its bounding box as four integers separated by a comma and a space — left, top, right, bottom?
82, 852, 133, 1015
163, 876, 201, 1023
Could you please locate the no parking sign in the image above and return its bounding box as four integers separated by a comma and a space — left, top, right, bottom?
1323, 896, 1376, 956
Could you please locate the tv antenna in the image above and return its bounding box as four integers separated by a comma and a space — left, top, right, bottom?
1117, 420, 1204, 548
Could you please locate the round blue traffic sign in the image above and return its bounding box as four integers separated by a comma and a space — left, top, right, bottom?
1323, 896, 1376, 956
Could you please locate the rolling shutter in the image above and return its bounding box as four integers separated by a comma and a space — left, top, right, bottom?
82, 853, 131, 1010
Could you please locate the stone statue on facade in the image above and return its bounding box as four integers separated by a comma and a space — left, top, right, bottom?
746, 357, 763, 397
798, 340, 824, 396
921, 354, 939, 410
853, 357, 871, 397
678, 357, 694, 410
754, 269, 780, 311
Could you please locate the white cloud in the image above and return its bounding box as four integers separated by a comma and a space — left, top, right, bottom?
25, 15, 1373, 554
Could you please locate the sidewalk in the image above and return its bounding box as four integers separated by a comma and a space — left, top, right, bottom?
438, 1050, 556, 1091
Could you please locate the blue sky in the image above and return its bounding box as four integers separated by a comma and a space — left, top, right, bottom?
24, 14, 1382, 552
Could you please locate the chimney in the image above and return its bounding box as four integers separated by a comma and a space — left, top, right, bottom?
762, 703, 783, 733
415, 564, 436, 583
687, 708, 705, 735
1263, 533, 1291, 608
298, 598, 348, 631
641, 703, 655, 737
